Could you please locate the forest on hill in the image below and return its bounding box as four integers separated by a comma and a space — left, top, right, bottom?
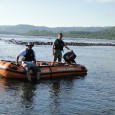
0, 25, 115, 39
27, 27, 115, 40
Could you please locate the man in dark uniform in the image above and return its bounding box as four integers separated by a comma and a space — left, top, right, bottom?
52, 33, 71, 65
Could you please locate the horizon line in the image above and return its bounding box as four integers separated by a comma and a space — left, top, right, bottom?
0, 24, 114, 28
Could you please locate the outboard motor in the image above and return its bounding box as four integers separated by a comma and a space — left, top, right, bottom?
63, 50, 76, 64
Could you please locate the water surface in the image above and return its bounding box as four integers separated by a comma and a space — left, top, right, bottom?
0, 35, 115, 115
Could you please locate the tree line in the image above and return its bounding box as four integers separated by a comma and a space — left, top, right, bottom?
0, 26, 115, 40
26, 27, 115, 40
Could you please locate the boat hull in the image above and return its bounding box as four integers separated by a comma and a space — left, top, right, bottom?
0, 60, 87, 80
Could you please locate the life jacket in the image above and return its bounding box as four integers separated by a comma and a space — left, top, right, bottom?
23, 49, 35, 61
54, 39, 64, 51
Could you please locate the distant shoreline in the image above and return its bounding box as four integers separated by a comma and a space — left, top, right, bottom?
0, 24, 115, 40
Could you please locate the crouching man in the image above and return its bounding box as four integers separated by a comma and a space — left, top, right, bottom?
16, 42, 40, 81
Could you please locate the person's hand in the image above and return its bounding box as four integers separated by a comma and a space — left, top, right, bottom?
69, 49, 73, 52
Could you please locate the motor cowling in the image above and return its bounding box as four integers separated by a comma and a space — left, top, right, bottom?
63, 51, 76, 64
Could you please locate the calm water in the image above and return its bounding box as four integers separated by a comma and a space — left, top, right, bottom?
0, 35, 115, 115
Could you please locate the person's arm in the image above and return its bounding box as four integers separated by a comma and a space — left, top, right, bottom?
52, 44, 55, 55
16, 56, 19, 65
33, 50, 37, 65
64, 44, 71, 50
33, 58, 36, 65
16, 49, 26, 65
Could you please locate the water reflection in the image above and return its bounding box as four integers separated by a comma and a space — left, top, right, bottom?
0, 78, 7, 92
49, 80, 61, 114
49, 78, 76, 114
0, 78, 37, 109
20, 82, 37, 108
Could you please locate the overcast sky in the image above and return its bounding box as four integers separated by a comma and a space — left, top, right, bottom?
0, 0, 115, 27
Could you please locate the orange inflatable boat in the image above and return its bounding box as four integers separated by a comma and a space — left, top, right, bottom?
0, 60, 87, 80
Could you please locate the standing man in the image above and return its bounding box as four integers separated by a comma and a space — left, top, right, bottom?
52, 33, 71, 65
16, 42, 40, 81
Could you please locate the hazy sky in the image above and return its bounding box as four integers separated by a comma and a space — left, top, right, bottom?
0, 0, 115, 27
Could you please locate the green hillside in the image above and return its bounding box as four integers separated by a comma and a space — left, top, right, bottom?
0, 25, 115, 40
26, 27, 115, 40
